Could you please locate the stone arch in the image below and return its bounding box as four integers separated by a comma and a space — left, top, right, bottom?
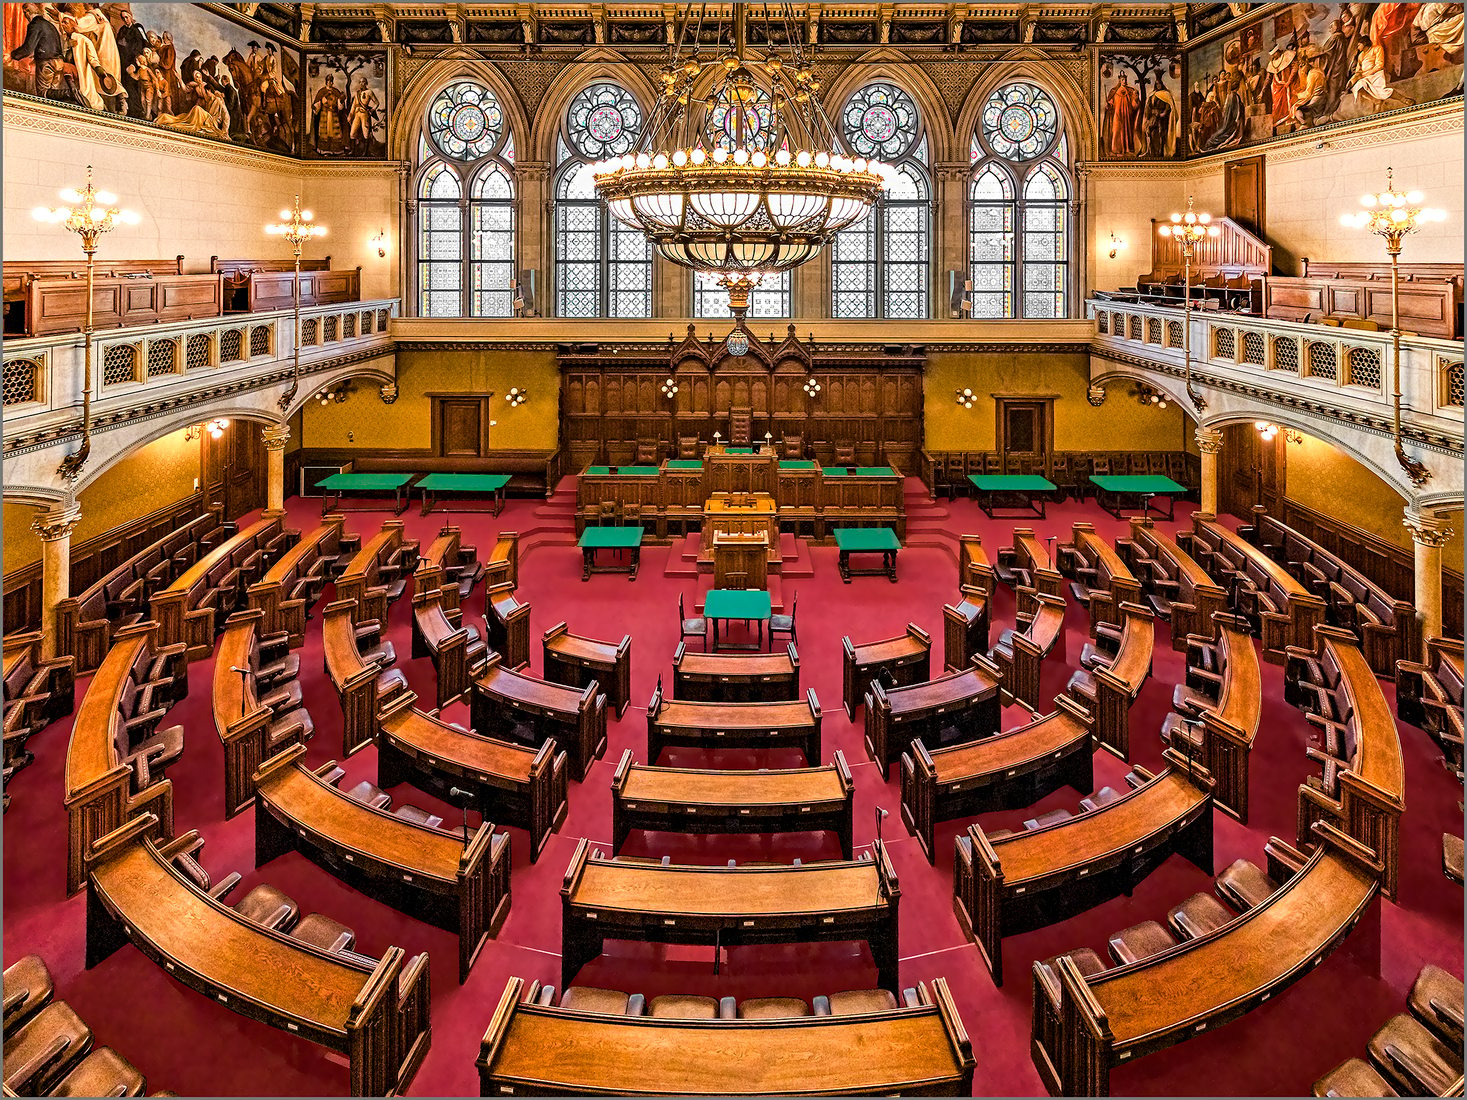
1089, 366, 1201, 419
67, 407, 282, 498
821, 53, 955, 164
279, 360, 398, 421
527, 52, 661, 166
391, 58, 531, 163
1, 485, 67, 510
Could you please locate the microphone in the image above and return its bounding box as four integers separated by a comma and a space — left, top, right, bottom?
873, 807, 890, 907
230, 665, 250, 674
449, 787, 474, 847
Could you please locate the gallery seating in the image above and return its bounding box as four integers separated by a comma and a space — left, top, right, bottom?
3, 631, 76, 794
335, 521, 419, 628
1397, 636, 1465, 775
322, 597, 407, 758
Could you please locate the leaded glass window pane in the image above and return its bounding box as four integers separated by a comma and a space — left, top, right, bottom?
567, 83, 642, 158
841, 83, 920, 161
695, 271, 791, 318
427, 81, 504, 161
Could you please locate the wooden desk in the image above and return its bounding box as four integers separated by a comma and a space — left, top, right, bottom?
85, 815, 430, 1097
378, 691, 567, 863
1295, 626, 1406, 900
705, 492, 778, 546
472, 654, 606, 782
865, 657, 1003, 778
1075, 601, 1155, 759
213, 609, 302, 819
322, 598, 394, 758
561, 839, 901, 991
253, 745, 511, 983
149, 517, 282, 660
672, 641, 799, 703
485, 531, 520, 591
1032, 824, 1381, 1097
647, 679, 822, 764
334, 521, 414, 627
843, 625, 932, 720
955, 754, 1214, 986
901, 695, 1093, 864
485, 581, 532, 670
247, 515, 343, 646
1000, 528, 1062, 597
610, 749, 854, 857
543, 622, 632, 718
477, 974, 975, 1096
64, 622, 176, 896
942, 588, 991, 673
412, 582, 485, 710
1120, 518, 1228, 651
1059, 522, 1144, 630
1169, 614, 1262, 823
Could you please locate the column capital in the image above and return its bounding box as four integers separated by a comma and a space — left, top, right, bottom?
33, 502, 81, 542
1086, 383, 1107, 407
261, 424, 291, 451
1194, 426, 1224, 454
379, 382, 399, 405
1404, 509, 1455, 548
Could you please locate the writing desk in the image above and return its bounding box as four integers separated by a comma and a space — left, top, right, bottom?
1089, 474, 1187, 521
672, 641, 799, 703
418, 472, 511, 517
578, 525, 644, 581
835, 526, 901, 582
843, 625, 932, 720
473, 654, 607, 781
318, 472, 415, 516
704, 588, 772, 651
968, 474, 1058, 519
864, 658, 1002, 778
647, 679, 822, 764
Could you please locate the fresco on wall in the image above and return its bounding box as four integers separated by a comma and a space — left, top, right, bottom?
304, 49, 387, 158
3, 2, 300, 155
1098, 50, 1184, 158
1186, 3, 1464, 155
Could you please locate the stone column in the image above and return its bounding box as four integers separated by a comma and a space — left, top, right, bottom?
262, 423, 290, 516
33, 500, 81, 660
934, 163, 971, 316
1195, 426, 1223, 517
1403, 508, 1455, 650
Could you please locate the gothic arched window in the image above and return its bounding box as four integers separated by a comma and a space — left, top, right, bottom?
554, 83, 652, 318
968, 82, 1072, 319
413, 80, 516, 317
831, 83, 930, 319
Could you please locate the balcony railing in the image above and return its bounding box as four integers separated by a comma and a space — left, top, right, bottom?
1088, 298, 1464, 441
2, 299, 399, 448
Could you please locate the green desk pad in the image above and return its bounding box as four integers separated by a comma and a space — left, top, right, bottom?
704, 589, 772, 619
417, 473, 511, 491
833, 527, 901, 551
319, 473, 415, 491
1089, 475, 1186, 493
778, 460, 818, 470
822, 466, 897, 477
584, 466, 661, 477
968, 474, 1057, 491
578, 525, 646, 549
664, 460, 703, 470
722, 447, 757, 455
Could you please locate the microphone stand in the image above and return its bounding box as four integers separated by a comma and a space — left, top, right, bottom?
449, 786, 474, 848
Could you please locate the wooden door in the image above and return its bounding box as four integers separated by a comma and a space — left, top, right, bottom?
1219, 422, 1285, 518
997, 398, 1053, 471
435, 397, 486, 457
1225, 155, 1266, 239
203, 419, 265, 520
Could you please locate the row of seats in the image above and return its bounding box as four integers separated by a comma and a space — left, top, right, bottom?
1160, 633, 1229, 751
1285, 644, 1363, 801
985, 772, 1143, 842
440, 539, 485, 603
317, 766, 446, 830
1313, 965, 1464, 1096
113, 637, 190, 792
3, 955, 165, 1097
3, 638, 75, 802
245, 626, 317, 751
931, 451, 1195, 501
1396, 638, 1465, 778
1182, 525, 1289, 638
534, 983, 921, 1020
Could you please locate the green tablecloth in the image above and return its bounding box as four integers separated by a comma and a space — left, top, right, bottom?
417, 473, 510, 491
823, 466, 897, 477
778, 460, 818, 470
833, 527, 901, 552
722, 447, 757, 455
704, 588, 772, 620
578, 525, 645, 549
968, 474, 1057, 492
664, 460, 703, 470
1089, 475, 1186, 494
584, 466, 661, 477
319, 472, 415, 491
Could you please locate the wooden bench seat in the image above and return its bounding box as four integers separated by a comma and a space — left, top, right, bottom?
1057, 523, 1143, 630
412, 582, 489, 710
471, 654, 606, 782
1118, 517, 1228, 650
843, 625, 931, 721
865, 657, 1002, 778
544, 623, 632, 717
485, 581, 531, 671
990, 589, 1067, 712
322, 598, 405, 759
943, 587, 991, 674
1062, 601, 1154, 759
336, 522, 418, 627
647, 678, 822, 765
1397, 636, 1465, 773
247, 516, 344, 647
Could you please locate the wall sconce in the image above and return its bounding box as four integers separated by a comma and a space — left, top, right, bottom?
955, 387, 976, 410
802, 376, 822, 398
1256, 421, 1302, 444
506, 387, 527, 407
315, 384, 351, 406
185, 418, 230, 442
661, 377, 679, 399
1132, 383, 1168, 410
1108, 232, 1125, 260
370, 230, 387, 259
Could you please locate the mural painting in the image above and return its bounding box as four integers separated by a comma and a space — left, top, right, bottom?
304, 48, 387, 158
1099, 50, 1184, 158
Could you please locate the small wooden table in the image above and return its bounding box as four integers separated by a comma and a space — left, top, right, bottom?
704, 588, 772, 651
578, 525, 644, 581
318, 471, 415, 515
1090, 474, 1187, 521
834, 526, 900, 582
967, 474, 1057, 519
417, 472, 511, 517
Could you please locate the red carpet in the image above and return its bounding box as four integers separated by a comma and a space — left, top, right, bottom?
4, 481, 1461, 1096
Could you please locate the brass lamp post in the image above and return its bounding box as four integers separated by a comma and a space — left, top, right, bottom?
1157, 197, 1220, 411
266, 195, 326, 413
1340, 168, 1444, 487
33, 166, 139, 483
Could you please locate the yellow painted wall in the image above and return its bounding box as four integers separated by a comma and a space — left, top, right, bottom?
301, 348, 560, 451
924, 350, 1189, 453
1286, 434, 1465, 566
2, 430, 200, 578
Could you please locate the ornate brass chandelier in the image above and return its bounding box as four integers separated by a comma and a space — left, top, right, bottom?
590, 2, 890, 315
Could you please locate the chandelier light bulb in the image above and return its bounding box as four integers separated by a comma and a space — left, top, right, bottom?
712, 147, 729, 163
653, 153, 668, 170
691, 147, 707, 165
732, 148, 749, 165
751, 151, 767, 167
776, 149, 791, 166
814, 151, 829, 168
672, 149, 687, 167
635, 153, 651, 169
795, 150, 812, 167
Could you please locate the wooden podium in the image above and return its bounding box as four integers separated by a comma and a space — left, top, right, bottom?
712, 533, 768, 590
705, 446, 778, 496
705, 492, 778, 544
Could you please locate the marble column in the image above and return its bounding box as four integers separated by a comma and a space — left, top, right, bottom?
262, 423, 290, 516
1195, 426, 1223, 517
1403, 508, 1455, 650
32, 500, 82, 660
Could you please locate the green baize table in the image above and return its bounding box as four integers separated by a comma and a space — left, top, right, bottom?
833, 526, 901, 583
417, 473, 511, 517
704, 588, 773, 651
317, 471, 415, 515
1089, 474, 1188, 521
578, 525, 645, 581
967, 474, 1058, 520
822, 466, 897, 477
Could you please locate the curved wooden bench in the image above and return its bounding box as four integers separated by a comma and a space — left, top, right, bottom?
991, 590, 1067, 712
1058, 522, 1143, 630
212, 610, 306, 819
1118, 517, 1228, 651
647, 678, 822, 765
1064, 601, 1154, 759
484, 531, 519, 591
485, 582, 531, 670
943, 587, 991, 673
412, 582, 489, 710
672, 641, 797, 705
544, 623, 632, 717
247, 515, 344, 646
865, 657, 1002, 778
322, 598, 404, 758
959, 533, 996, 595
843, 625, 931, 721
336, 521, 417, 627
471, 653, 605, 782
149, 516, 286, 660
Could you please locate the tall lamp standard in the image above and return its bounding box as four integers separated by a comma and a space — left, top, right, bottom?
266, 196, 326, 413
1341, 168, 1443, 487
32, 167, 139, 483
1157, 197, 1220, 411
